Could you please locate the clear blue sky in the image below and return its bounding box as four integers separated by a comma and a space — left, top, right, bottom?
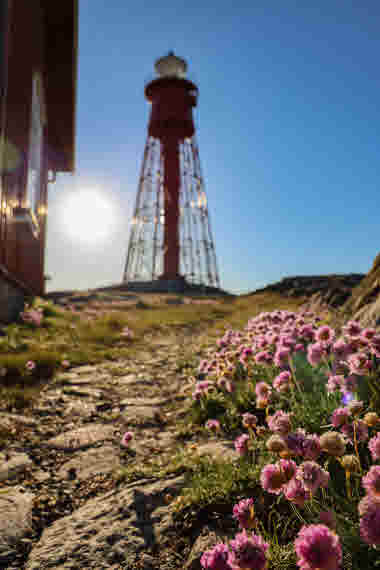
46, 0, 380, 294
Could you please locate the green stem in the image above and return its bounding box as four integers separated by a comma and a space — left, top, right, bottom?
345, 471, 352, 499
353, 421, 362, 473
289, 357, 302, 394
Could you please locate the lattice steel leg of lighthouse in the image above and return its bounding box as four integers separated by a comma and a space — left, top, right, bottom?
123, 136, 220, 291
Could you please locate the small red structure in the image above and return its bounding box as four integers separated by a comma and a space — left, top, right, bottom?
0, 1, 78, 320
124, 53, 220, 292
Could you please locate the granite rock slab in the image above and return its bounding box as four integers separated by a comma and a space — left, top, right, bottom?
0, 486, 35, 563
62, 386, 103, 398
45, 424, 116, 451
120, 397, 167, 407
122, 406, 161, 425
25, 476, 184, 570
0, 413, 37, 427
0, 452, 32, 482
57, 445, 121, 481
62, 401, 97, 418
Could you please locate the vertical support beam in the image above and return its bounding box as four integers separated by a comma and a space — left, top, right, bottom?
162, 135, 180, 278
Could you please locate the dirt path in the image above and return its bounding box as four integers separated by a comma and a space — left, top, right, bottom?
0, 326, 209, 569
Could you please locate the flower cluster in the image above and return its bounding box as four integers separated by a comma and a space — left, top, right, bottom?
20, 306, 43, 327
294, 524, 342, 570
260, 459, 329, 506
193, 308, 380, 563
201, 502, 269, 570
120, 326, 134, 339
359, 465, 380, 547
201, 501, 344, 570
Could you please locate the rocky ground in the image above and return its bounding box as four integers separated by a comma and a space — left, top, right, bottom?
0, 325, 230, 570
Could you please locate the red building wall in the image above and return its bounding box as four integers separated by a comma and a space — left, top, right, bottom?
1, 0, 48, 295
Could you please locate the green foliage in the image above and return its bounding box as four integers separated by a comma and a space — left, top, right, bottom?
181, 455, 263, 508
290, 384, 341, 435
343, 532, 380, 569
188, 392, 228, 425
267, 543, 297, 570
0, 350, 60, 385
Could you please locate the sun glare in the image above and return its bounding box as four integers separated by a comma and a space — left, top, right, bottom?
62, 189, 115, 244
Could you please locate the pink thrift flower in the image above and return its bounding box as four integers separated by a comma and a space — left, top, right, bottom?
283, 477, 309, 507
199, 359, 211, 373
260, 463, 285, 495
235, 434, 250, 456
361, 328, 376, 341
297, 461, 329, 495
332, 338, 350, 359
273, 371, 292, 392
265, 331, 279, 345
255, 337, 267, 350
286, 429, 307, 457
193, 381, 212, 399
255, 351, 270, 364
232, 498, 256, 530
342, 320, 362, 338
21, 308, 43, 327
255, 382, 271, 399
120, 326, 134, 339
326, 375, 344, 394
346, 352, 371, 376
331, 407, 351, 428
279, 458, 297, 484
370, 335, 380, 358
299, 324, 315, 341
25, 360, 36, 371
362, 465, 380, 499
307, 342, 325, 367
274, 347, 291, 368
278, 335, 296, 349
200, 542, 231, 570
242, 413, 257, 429
206, 419, 221, 432
217, 377, 228, 390
62, 360, 70, 368
121, 431, 133, 447
315, 325, 335, 346
302, 434, 321, 461
294, 524, 342, 570
267, 410, 292, 435
360, 501, 380, 547
368, 433, 380, 462
358, 495, 372, 517
229, 531, 269, 570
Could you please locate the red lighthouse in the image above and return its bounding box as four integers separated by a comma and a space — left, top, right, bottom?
124, 52, 219, 292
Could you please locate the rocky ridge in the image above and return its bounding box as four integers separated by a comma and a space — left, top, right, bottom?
250, 274, 364, 308
342, 252, 380, 328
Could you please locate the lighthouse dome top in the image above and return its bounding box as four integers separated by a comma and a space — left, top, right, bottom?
154, 52, 187, 78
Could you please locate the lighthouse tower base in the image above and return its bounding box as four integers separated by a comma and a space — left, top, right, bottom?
126, 276, 187, 294
109, 277, 227, 296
